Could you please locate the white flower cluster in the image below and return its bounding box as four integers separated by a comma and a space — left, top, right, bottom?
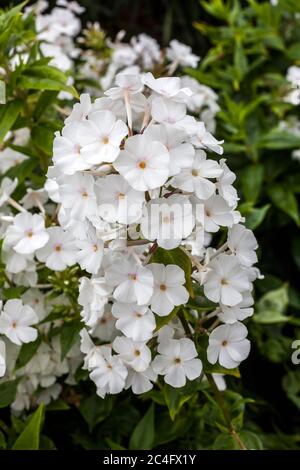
0, 292, 82, 411
96, 34, 200, 91
0, 70, 256, 399
0, 72, 259, 404
0, 3, 259, 406
27, 0, 219, 132
80, 27, 219, 132
27, 0, 83, 72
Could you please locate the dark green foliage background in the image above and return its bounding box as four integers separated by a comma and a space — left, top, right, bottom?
0, 0, 300, 450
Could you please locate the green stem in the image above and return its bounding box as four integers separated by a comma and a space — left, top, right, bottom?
3, 271, 14, 287
178, 309, 192, 337
206, 374, 247, 450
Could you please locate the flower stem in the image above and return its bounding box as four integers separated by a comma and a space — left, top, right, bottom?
7, 197, 26, 213
206, 374, 247, 450
127, 239, 150, 246
210, 242, 228, 260
3, 271, 14, 287
178, 309, 192, 337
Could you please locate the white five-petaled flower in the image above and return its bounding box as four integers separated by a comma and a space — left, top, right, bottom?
203, 254, 251, 307
218, 291, 254, 324
89, 345, 128, 396
78, 277, 112, 328
114, 134, 170, 191
200, 195, 235, 233
96, 174, 144, 224
59, 173, 98, 221
113, 336, 151, 372
227, 224, 258, 267
142, 73, 192, 102
125, 366, 157, 394
105, 73, 143, 100
144, 123, 194, 176
166, 40, 200, 68
53, 123, 93, 175
111, 302, 156, 341
152, 338, 202, 387
148, 263, 189, 316
77, 110, 128, 164
141, 195, 195, 249
0, 299, 38, 346
151, 96, 186, 125
105, 258, 154, 305
76, 228, 104, 274
64, 93, 91, 123
215, 159, 238, 207
191, 122, 224, 155
207, 322, 250, 369
5, 212, 49, 255
36, 226, 78, 271
170, 150, 223, 199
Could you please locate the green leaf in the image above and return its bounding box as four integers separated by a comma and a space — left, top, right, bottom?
39, 435, 56, 450
258, 129, 300, 150
163, 382, 198, 421
0, 99, 22, 143
254, 284, 289, 324
268, 184, 299, 224
33, 91, 59, 121
0, 1, 27, 31
15, 336, 42, 370
18, 76, 78, 97
60, 319, 82, 360
79, 395, 113, 432
287, 42, 300, 60
18, 65, 78, 98
282, 370, 300, 410
223, 142, 247, 153
31, 124, 55, 156
6, 157, 38, 184
0, 379, 20, 408
0, 2, 27, 49
244, 204, 270, 230
205, 362, 240, 378
240, 164, 264, 202
129, 404, 155, 450
234, 39, 248, 82
213, 430, 263, 450
150, 247, 194, 297
105, 438, 126, 450
46, 398, 70, 411
12, 403, 45, 450
2, 286, 27, 300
